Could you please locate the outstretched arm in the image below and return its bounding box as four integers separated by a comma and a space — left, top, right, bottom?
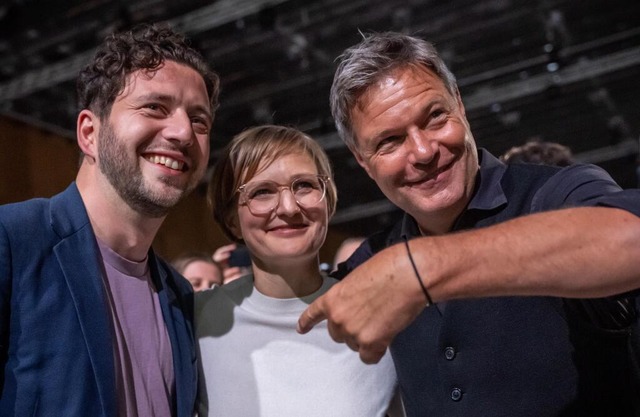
298, 206, 640, 363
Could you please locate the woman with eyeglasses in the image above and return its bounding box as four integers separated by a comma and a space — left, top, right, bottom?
196, 125, 403, 416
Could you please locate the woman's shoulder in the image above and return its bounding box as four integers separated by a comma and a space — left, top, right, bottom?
195, 275, 253, 312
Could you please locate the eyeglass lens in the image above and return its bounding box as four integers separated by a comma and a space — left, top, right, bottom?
242, 176, 326, 213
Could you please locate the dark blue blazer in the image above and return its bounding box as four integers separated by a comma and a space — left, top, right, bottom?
0, 183, 197, 417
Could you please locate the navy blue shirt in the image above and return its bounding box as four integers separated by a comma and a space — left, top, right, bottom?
336, 149, 640, 417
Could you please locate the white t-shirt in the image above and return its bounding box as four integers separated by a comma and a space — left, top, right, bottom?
196, 275, 402, 417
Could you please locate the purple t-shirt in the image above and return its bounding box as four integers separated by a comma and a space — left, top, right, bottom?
98, 239, 175, 417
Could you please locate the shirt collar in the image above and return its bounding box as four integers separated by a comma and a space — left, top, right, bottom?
469, 148, 508, 210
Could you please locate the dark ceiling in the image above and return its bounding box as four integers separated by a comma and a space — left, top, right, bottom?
1, 0, 639, 236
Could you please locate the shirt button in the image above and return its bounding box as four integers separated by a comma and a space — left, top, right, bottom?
451, 387, 463, 401
444, 346, 456, 360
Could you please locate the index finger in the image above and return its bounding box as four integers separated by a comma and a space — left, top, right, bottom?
297, 299, 327, 334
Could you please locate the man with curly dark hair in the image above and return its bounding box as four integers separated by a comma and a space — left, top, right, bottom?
0, 23, 219, 417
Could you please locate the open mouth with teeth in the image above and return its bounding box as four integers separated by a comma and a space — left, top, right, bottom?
146, 155, 186, 172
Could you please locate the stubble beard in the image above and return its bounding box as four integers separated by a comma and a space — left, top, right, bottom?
97, 123, 198, 218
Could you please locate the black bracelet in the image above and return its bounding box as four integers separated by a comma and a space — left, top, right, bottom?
403, 236, 433, 307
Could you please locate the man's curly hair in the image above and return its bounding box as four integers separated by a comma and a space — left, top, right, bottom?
76, 23, 220, 120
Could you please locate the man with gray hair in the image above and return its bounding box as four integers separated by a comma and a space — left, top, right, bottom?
299, 32, 640, 416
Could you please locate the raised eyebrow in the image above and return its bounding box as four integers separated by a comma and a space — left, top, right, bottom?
249, 174, 317, 187
366, 128, 398, 146
424, 95, 452, 113
369, 103, 441, 146
246, 180, 278, 188
135, 93, 170, 104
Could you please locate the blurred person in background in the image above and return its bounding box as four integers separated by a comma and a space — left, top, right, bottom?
172, 252, 223, 290
500, 138, 575, 167
211, 242, 252, 284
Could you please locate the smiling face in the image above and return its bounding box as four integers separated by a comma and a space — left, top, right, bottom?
232, 153, 329, 268
350, 64, 478, 234
96, 60, 212, 217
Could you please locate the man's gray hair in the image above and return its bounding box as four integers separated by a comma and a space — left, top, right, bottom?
329, 32, 458, 150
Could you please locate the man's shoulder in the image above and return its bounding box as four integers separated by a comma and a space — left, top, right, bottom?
0, 197, 53, 236
0, 196, 50, 217
506, 162, 640, 214
501, 161, 613, 186
500, 162, 561, 185
0, 184, 81, 230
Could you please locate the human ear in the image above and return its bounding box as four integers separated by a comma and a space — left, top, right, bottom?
77, 109, 99, 159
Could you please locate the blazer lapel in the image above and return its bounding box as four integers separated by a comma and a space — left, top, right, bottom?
150, 253, 196, 417
51, 184, 116, 417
